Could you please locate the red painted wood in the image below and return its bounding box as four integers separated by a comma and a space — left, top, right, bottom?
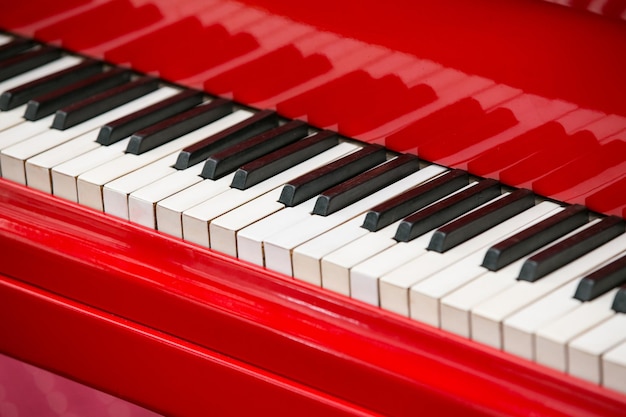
1, 179, 625, 416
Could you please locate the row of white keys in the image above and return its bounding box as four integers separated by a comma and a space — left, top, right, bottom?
104, 152, 188, 221
379, 202, 563, 317
439, 212, 595, 340
291, 165, 448, 288
409, 202, 563, 328
1, 86, 179, 185
0, 56, 85, 131
261, 164, 453, 277
185, 142, 362, 250
75, 110, 253, 211
23, 87, 179, 193
469, 219, 624, 349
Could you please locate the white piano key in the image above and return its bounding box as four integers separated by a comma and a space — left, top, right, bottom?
292, 165, 447, 287
0, 115, 54, 156
25, 87, 179, 193
471, 223, 626, 350
535, 289, 618, 372
1, 87, 181, 184
502, 279, 581, 360
51, 138, 130, 202
409, 202, 562, 327
0, 104, 29, 132
262, 164, 449, 277
568, 313, 626, 384
126, 162, 205, 226
202, 143, 361, 255
602, 339, 626, 394
76, 110, 252, 211
237, 197, 319, 266
104, 152, 182, 221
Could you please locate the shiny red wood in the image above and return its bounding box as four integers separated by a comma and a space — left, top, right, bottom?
0, 0, 625, 216
1, 178, 626, 416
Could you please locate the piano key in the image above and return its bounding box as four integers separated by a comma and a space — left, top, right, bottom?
312, 154, 420, 216
277, 144, 387, 207
209, 143, 364, 257
183, 142, 363, 248
52, 138, 132, 202
76, 110, 252, 211
96, 89, 204, 146
470, 220, 626, 349
127, 122, 309, 227
125, 98, 233, 154
535, 289, 618, 373
5, 87, 179, 186
262, 162, 451, 277
518, 216, 625, 283
51, 76, 159, 130
362, 169, 468, 232
174, 110, 279, 169
574, 252, 626, 302
0, 46, 61, 82
568, 313, 626, 384
502, 280, 596, 361
23, 67, 131, 121
381, 198, 561, 317
410, 202, 562, 327
291, 165, 447, 287
428, 189, 536, 253
25, 87, 177, 193
230, 130, 339, 190
201, 120, 309, 180
394, 179, 502, 242
602, 339, 626, 394
0, 38, 35, 60
126, 161, 206, 226
104, 153, 184, 220
612, 286, 626, 313
481, 204, 589, 271
0, 59, 103, 111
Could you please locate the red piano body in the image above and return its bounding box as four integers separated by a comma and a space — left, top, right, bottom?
0, 0, 626, 415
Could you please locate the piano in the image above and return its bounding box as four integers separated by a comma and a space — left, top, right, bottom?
0, 0, 625, 415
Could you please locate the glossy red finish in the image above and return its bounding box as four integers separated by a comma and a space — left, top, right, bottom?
1, 0, 625, 214
1, 179, 626, 416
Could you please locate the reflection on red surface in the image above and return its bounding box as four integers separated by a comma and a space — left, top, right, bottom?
0, 0, 625, 214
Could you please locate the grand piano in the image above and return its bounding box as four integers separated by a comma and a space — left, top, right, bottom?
1, 0, 626, 415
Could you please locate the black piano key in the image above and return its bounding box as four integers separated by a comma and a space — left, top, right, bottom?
612, 285, 626, 313
174, 110, 279, 169
394, 179, 501, 242
96, 89, 203, 146
51, 76, 159, 130
0, 59, 103, 111
362, 169, 469, 232
24, 67, 131, 121
0, 46, 61, 82
230, 130, 339, 190
126, 98, 233, 155
278, 144, 387, 207
520, 216, 625, 283
428, 189, 536, 253
0, 38, 35, 61
312, 154, 420, 216
201, 120, 309, 180
575, 254, 626, 302
481, 204, 589, 271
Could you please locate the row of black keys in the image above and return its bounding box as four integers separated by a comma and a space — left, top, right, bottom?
2, 36, 626, 313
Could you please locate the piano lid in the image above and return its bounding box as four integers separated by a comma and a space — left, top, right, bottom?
0, 0, 625, 217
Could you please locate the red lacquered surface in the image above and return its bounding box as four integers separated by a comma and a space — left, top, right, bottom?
1, 179, 626, 416
1, 0, 625, 215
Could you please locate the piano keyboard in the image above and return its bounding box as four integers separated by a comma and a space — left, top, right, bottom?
1, 31, 626, 407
